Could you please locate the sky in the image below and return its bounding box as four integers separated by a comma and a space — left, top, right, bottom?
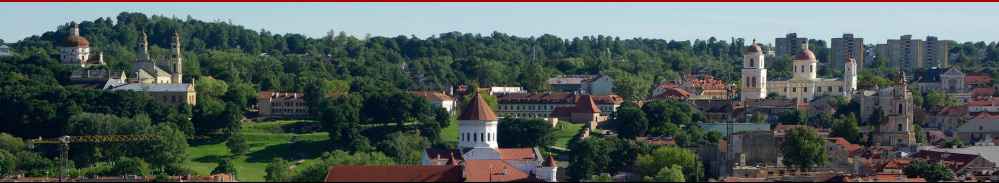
2, 3, 999, 45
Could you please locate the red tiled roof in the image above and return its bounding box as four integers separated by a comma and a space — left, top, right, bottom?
459, 93, 497, 121
498, 148, 537, 161
686, 75, 728, 90
841, 173, 927, 182
971, 87, 995, 98
911, 150, 981, 172
881, 159, 912, 170
828, 137, 861, 156
649, 85, 691, 100
324, 165, 463, 182
410, 91, 453, 102
496, 92, 623, 105
937, 106, 968, 116
462, 160, 541, 182
965, 74, 992, 85
796, 49, 817, 60
968, 98, 999, 107
574, 95, 601, 113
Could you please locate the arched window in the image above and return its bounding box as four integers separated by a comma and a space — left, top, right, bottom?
898, 104, 903, 114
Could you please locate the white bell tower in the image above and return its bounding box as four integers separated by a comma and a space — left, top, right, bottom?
741, 39, 767, 100
843, 57, 858, 95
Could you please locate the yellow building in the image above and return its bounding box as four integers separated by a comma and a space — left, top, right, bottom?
111, 83, 196, 106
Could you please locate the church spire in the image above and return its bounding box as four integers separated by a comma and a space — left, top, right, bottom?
138, 32, 150, 61
172, 31, 183, 84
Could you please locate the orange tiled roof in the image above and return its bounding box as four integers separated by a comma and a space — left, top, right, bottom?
968, 98, 999, 107
459, 93, 497, 121
573, 95, 601, 113
324, 165, 463, 182
462, 160, 539, 182
971, 87, 995, 98
498, 148, 537, 161
965, 74, 992, 85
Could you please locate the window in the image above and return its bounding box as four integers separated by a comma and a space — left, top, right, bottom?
897, 124, 903, 132
750, 59, 755, 67
792, 88, 796, 92
804, 87, 808, 92
810, 65, 814, 72
898, 104, 903, 114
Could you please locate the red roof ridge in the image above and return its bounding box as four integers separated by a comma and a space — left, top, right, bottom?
458, 93, 497, 121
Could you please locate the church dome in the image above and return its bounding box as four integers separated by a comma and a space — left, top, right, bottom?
795, 49, 816, 61
63, 35, 90, 48
62, 22, 89, 48
744, 44, 762, 53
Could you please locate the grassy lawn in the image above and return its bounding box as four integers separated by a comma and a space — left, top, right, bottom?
552, 122, 583, 148
185, 120, 328, 182
440, 118, 460, 144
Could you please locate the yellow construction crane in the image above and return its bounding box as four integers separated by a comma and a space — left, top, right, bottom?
28, 135, 161, 182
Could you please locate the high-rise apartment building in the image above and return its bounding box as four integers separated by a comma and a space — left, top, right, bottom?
876, 35, 951, 72
830, 33, 864, 71
775, 33, 808, 58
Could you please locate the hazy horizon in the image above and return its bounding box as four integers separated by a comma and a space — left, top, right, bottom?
3, 3, 999, 45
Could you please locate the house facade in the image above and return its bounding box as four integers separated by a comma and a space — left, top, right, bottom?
256, 91, 309, 119
495, 92, 623, 119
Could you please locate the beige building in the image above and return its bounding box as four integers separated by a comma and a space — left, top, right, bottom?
830, 33, 864, 71
257, 91, 309, 118
110, 83, 196, 106
857, 73, 917, 146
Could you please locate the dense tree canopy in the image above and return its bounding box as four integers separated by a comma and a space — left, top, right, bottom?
496, 118, 556, 148
781, 127, 828, 171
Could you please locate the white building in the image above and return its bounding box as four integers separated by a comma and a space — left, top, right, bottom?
410, 91, 457, 113
488, 86, 526, 95
741, 40, 857, 102
0, 45, 11, 57
421, 93, 557, 182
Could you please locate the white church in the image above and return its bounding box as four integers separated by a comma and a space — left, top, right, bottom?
741, 40, 858, 102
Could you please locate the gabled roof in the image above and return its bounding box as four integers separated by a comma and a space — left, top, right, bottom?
462, 160, 539, 182
410, 91, 453, 102
458, 93, 497, 121
911, 150, 982, 172
324, 165, 463, 182
971, 87, 994, 98
965, 74, 992, 85
573, 95, 601, 113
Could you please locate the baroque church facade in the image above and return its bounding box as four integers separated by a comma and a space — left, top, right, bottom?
740, 41, 858, 102
60, 22, 195, 106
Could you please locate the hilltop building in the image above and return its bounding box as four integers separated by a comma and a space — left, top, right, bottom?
58, 23, 196, 106
547, 74, 614, 95
740, 40, 858, 103
256, 91, 308, 119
